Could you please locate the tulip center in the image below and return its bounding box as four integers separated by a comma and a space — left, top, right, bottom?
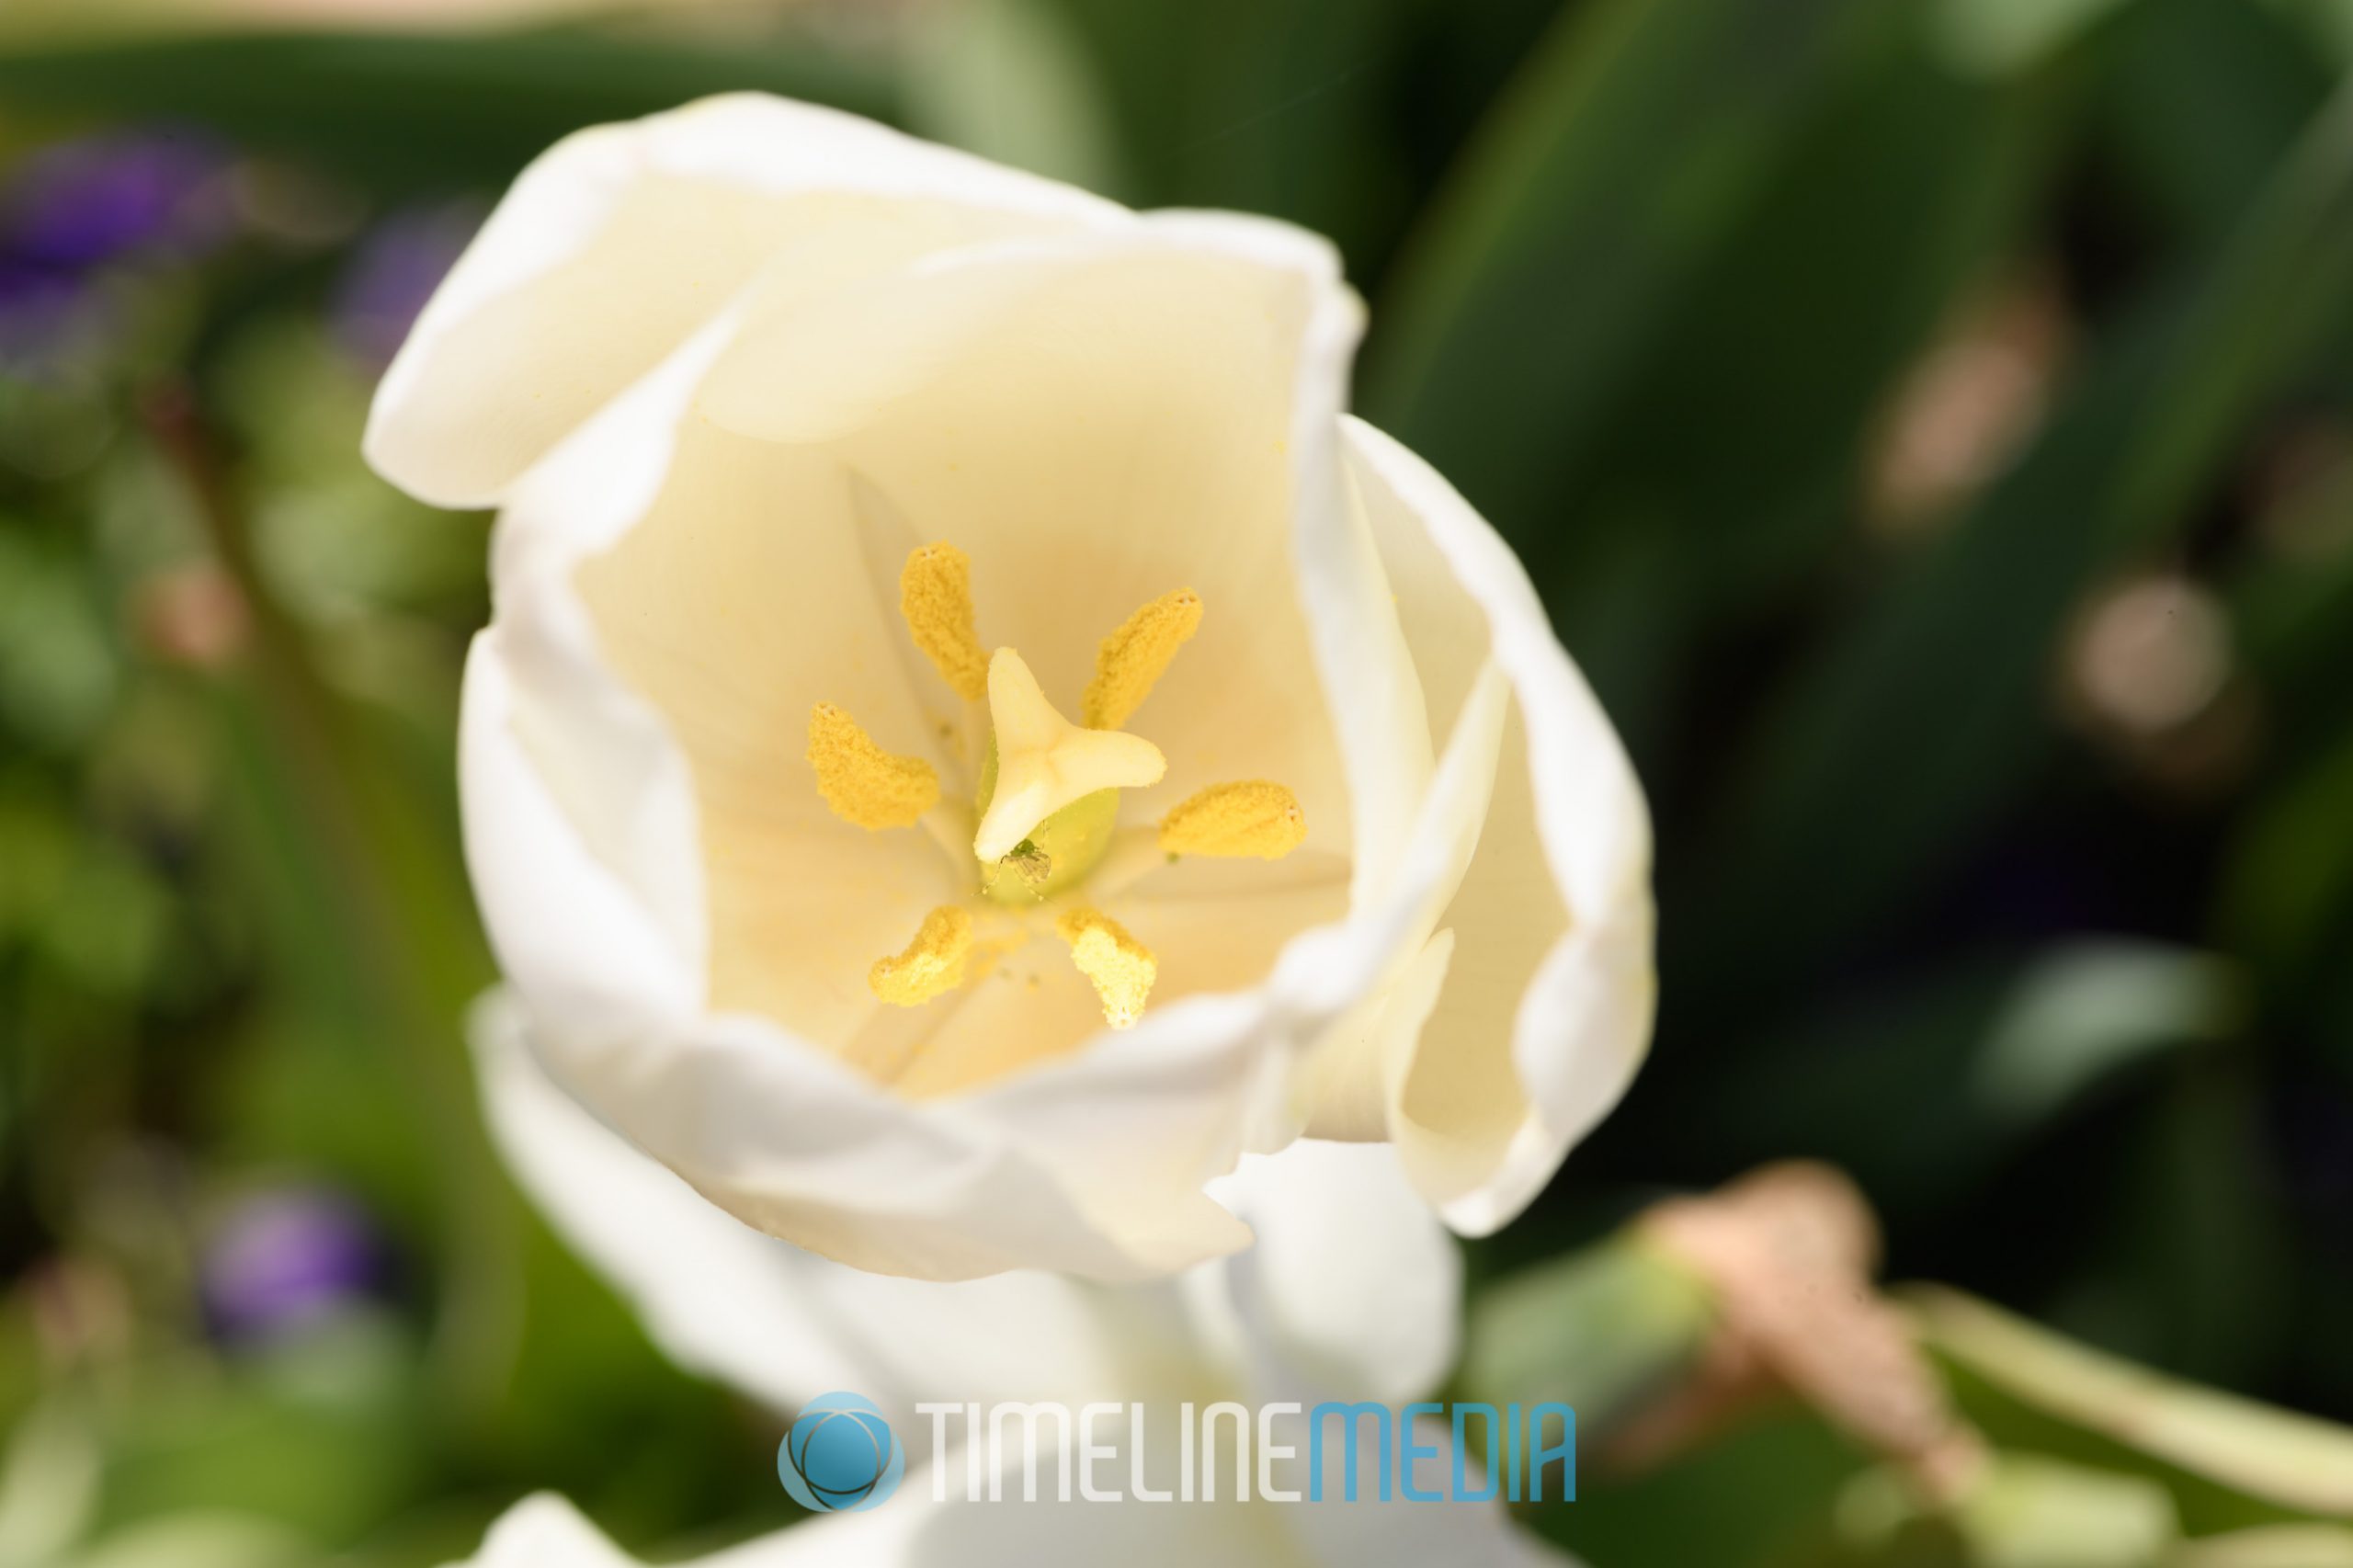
971, 646, 1164, 903
807, 541, 1307, 1032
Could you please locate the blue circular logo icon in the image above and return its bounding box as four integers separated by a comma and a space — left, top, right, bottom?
778, 1392, 905, 1513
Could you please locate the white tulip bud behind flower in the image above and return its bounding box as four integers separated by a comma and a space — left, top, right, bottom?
446, 995, 1580, 1568
365, 93, 1655, 1282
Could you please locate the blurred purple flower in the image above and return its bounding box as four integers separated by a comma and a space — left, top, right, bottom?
0, 128, 235, 368
201, 1187, 385, 1341
333, 203, 480, 369
3, 129, 234, 270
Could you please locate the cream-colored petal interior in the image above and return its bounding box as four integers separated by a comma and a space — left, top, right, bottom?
574, 419, 969, 1049
378, 179, 1058, 505
1347, 446, 1566, 1192
825, 248, 1349, 854
1392, 709, 1562, 1188
574, 243, 1352, 1094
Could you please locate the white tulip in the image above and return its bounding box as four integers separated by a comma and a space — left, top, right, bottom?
450, 994, 1578, 1568
368, 94, 1654, 1281
454, 1476, 1576, 1568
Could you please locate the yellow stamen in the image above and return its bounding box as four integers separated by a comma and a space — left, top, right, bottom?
1159, 781, 1307, 860
974, 648, 1165, 862
869, 905, 974, 1006
808, 703, 939, 830
1055, 907, 1156, 1029
1083, 587, 1201, 729
900, 542, 990, 701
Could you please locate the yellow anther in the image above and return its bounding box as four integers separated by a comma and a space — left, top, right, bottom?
1083, 587, 1201, 729
1055, 907, 1156, 1029
900, 542, 990, 701
808, 703, 939, 830
974, 648, 1165, 862
869, 905, 974, 1007
1159, 781, 1307, 860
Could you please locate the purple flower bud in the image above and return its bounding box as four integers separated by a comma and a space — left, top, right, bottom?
200, 1188, 385, 1342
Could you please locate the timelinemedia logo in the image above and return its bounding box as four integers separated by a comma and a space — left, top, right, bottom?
779, 1393, 1574, 1506
777, 1392, 909, 1512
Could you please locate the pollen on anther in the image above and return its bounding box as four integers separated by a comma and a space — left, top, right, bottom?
870, 905, 973, 1006
1159, 781, 1306, 860
1083, 587, 1201, 729
900, 542, 990, 701
1055, 907, 1156, 1029
808, 703, 939, 829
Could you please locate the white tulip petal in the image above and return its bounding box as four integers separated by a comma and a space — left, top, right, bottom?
476, 999, 1476, 1424
1337, 415, 1656, 1233
463, 1015, 1570, 1568
447, 1495, 637, 1568
1279, 657, 1511, 1129
445, 1492, 938, 1568
468, 301, 767, 1012
450, 1421, 1581, 1568
1201, 1141, 1461, 1407
479, 1015, 1466, 1416
528, 999, 1263, 1281
369, 94, 1121, 509
472, 990, 1139, 1413
449, 1475, 1581, 1568
460, 629, 701, 1033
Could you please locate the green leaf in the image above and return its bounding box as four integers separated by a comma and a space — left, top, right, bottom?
1686, 77, 2353, 1006
0, 30, 896, 192
1968, 941, 2242, 1125
904, 0, 1124, 192
2091, 0, 2336, 249
2174, 1526, 2353, 1567
90, 1317, 424, 1546
1461, 1234, 1717, 1434
1556, 1409, 1873, 1568
1833, 1453, 2181, 1568
1911, 1289, 2353, 1522
2285, 0, 2353, 63
1655, 942, 2232, 1218
66, 1516, 313, 1568
1363, 0, 1894, 534
2216, 725, 2353, 985
1041, 0, 1419, 248
1359, 0, 2058, 757
1572, 50, 2054, 608
0, 528, 118, 753
1930, 0, 2138, 76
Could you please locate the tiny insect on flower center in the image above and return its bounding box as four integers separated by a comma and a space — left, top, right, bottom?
806, 542, 1305, 1030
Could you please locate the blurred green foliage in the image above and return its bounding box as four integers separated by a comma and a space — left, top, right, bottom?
1, 0, 2351, 1563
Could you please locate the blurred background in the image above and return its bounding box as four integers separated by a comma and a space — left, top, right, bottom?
2, 0, 2352, 1563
